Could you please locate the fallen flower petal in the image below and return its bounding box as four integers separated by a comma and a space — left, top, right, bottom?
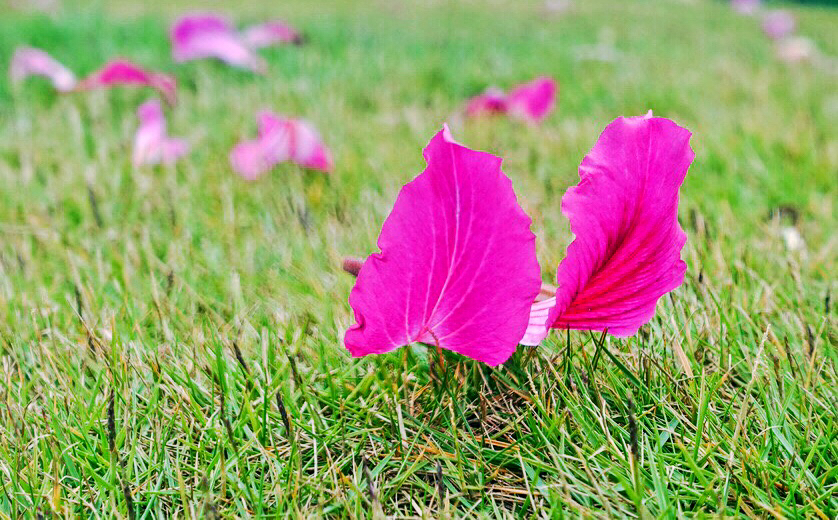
171, 13, 266, 73
506, 76, 558, 124
533, 114, 693, 340
133, 99, 189, 166
241, 20, 303, 48
77, 60, 177, 105
731, 0, 760, 15
762, 10, 796, 41
345, 125, 541, 366
465, 77, 557, 124
230, 140, 273, 180
465, 86, 508, 117
9, 46, 76, 92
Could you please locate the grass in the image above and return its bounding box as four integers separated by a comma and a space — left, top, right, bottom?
0, 0, 836, 517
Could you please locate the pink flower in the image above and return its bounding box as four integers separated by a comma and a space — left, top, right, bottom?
76, 60, 177, 105
731, 0, 760, 15
344, 125, 541, 366
241, 21, 303, 48
133, 99, 189, 167
465, 76, 558, 124
9, 46, 76, 92
762, 10, 796, 41
523, 113, 694, 345
171, 13, 267, 73
230, 111, 333, 179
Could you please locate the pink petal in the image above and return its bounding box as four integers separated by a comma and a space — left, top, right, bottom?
9, 46, 76, 92
345, 125, 541, 366
241, 21, 303, 48
133, 99, 189, 166
287, 119, 333, 172
171, 13, 266, 73
465, 86, 508, 117
230, 140, 273, 180
539, 114, 693, 338
161, 138, 190, 164
506, 76, 558, 124
761, 10, 796, 41
731, 0, 760, 15
77, 60, 177, 105
775, 36, 816, 63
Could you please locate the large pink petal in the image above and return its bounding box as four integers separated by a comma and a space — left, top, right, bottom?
345, 125, 541, 366
542, 114, 693, 337
77, 60, 177, 105
171, 14, 266, 73
9, 46, 76, 92
506, 76, 557, 124
241, 21, 303, 48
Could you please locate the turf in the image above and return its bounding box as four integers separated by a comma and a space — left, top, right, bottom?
0, 0, 836, 517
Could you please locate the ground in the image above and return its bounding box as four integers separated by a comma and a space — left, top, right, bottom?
0, 0, 836, 517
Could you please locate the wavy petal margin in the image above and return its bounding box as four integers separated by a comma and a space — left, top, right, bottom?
541, 114, 693, 338
345, 125, 541, 366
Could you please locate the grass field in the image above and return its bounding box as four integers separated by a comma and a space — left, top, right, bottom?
1, 0, 836, 517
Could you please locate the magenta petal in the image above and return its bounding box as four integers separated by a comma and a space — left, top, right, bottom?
78, 60, 177, 105
9, 46, 76, 92
506, 76, 557, 124
241, 21, 302, 47
171, 14, 266, 73
345, 125, 541, 366
546, 114, 694, 337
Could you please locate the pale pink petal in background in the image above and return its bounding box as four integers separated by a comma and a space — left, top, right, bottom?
171, 13, 266, 73
241, 21, 303, 48
9, 46, 76, 92
731, 0, 760, 15
230, 140, 273, 180
287, 119, 334, 172
133, 99, 189, 166
506, 76, 558, 124
345, 125, 541, 366
762, 10, 796, 41
775, 36, 817, 64
77, 60, 177, 105
464, 86, 508, 117
542, 114, 693, 338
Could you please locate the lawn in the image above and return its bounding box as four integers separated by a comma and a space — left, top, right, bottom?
0, 0, 836, 517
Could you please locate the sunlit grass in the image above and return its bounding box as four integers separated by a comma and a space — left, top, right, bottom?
0, 0, 835, 517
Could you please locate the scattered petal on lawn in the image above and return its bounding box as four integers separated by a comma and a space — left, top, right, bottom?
465, 77, 557, 124
171, 13, 266, 73
231, 112, 333, 179
465, 86, 508, 117
731, 0, 760, 15
230, 140, 273, 180
241, 21, 303, 47
507, 76, 558, 124
776, 36, 817, 63
762, 10, 795, 41
535, 114, 693, 339
345, 125, 541, 366
77, 60, 177, 105
9, 46, 76, 92
133, 99, 189, 166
